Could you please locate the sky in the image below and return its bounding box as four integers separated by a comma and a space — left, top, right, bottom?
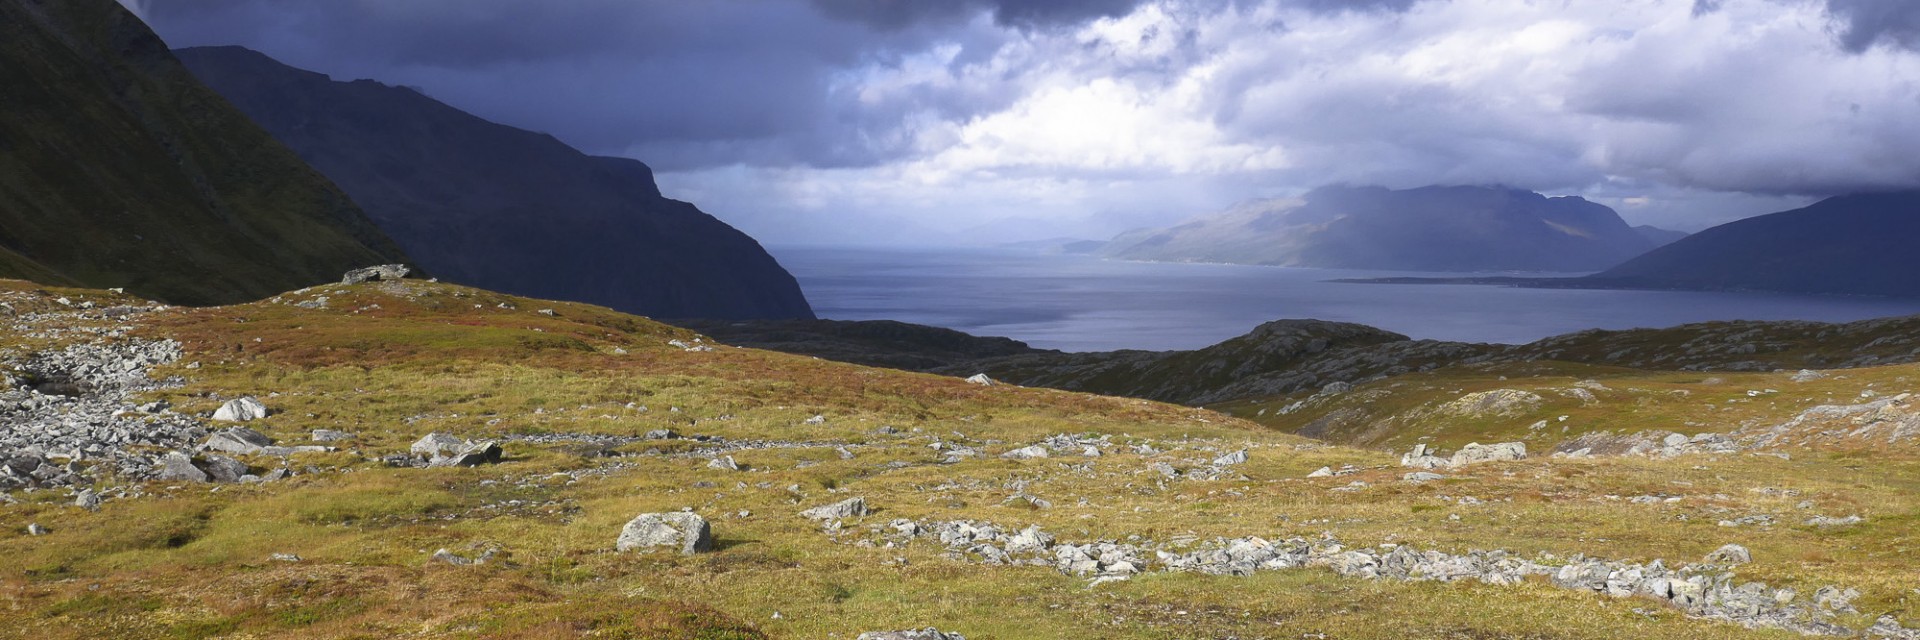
123, 0, 1920, 245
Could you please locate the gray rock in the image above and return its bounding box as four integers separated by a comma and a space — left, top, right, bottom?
199, 454, 248, 483
707, 456, 741, 471
311, 429, 353, 442
1705, 543, 1752, 565
616, 512, 715, 555
26, 522, 49, 536
342, 264, 410, 284
204, 426, 273, 454
1400, 444, 1453, 469
1001, 445, 1049, 460
1306, 466, 1334, 478
1451, 442, 1526, 466
1211, 449, 1249, 466
964, 374, 996, 386
155, 452, 209, 482
856, 630, 966, 640
643, 429, 679, 440
410, 432, 466, 458
429, 548, 478, 565
73, 489, 101, 511
211, 397, 269, 422
428, 441, 503, 468
801, 497, 870, 520
1402, 472, 1445, 483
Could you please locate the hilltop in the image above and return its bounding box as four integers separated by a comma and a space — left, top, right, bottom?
3, 275, 1918, 638
0, 0, 410, 306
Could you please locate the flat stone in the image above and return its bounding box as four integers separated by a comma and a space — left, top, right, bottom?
801, 497, 870, 520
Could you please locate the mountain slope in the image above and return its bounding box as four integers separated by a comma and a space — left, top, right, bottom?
174, 46, 813, 321
0, 0, 411, 305
1633, 224, 1690, 247
1102, 185, 1656, 272
1592, 192, 1920, 296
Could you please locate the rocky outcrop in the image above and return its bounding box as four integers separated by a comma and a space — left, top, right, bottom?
342, 264, 410, 285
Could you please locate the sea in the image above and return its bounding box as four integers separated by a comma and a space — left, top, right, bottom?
768, 245, 1920, 353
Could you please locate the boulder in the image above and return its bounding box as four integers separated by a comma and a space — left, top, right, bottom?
211, 397, 269, 422
616, 512, 715, 555
1705, 543, 1752, 565
1400, 444, 1453, 468
154, 451, 209, 482
428, 441, 503, 468
964, 374, 996, 386
410, 432, 467, 458
801, 497, 870, 520
204, 426, 274, 454
199, 454, 249, 483
1403, 472, 1445, 483
1001, 445, 1049, 460
342, 264, 410, 284
1306, 466, 1334, 478
1451, 442, 1526, 466
707, 456, 741, 471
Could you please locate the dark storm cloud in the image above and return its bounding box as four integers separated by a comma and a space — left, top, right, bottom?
1825, 0, 1920, 52
130, 0, 1006, 170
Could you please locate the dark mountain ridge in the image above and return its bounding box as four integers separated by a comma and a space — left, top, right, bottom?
175, 45, 813, 320
0, 0, 411, 305
1101, 185, 1657, 272
1592, 191, 1920, 297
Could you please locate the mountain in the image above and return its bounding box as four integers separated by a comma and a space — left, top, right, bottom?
1633, 224, 1690, 247
1101, 185, 1656, 272
0, 0, 411, 305
173, 46, 813, 320
1591, 192, 1920, 297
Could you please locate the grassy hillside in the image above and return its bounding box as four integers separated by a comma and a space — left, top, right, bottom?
0, 0, 409, 306
1, 277, 1917, 638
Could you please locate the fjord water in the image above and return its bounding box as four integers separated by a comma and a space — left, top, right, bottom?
771, 245, 1920, 352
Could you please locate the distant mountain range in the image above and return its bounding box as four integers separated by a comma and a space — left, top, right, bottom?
0, 0, 411, 304
1340, 192, 1920, 298
1100, 185, 1660, 272
1590, 192, 1920, 297
175, 46, 813, 320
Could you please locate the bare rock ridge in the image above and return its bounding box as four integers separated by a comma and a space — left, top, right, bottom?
0, 0, 412, 305
173, 45, 814, 321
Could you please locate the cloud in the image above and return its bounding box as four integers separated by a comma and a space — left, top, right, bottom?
811, 0, 1150, 30
1825, 0, 1920, 52
127, 0, 1920, 245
